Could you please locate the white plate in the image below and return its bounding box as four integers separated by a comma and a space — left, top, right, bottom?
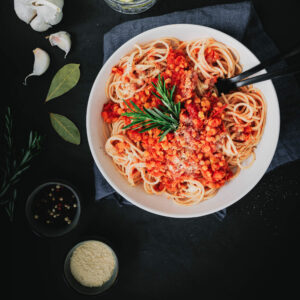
86, 24, 280, 218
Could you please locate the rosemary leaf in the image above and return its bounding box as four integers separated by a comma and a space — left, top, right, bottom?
139, 124, 159, 133
159, 128, 172, 142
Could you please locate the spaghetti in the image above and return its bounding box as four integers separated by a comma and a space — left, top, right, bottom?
101, 38, 266, 206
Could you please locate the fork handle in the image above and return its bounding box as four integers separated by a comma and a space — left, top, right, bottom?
235, 64, 300, 88
230, 42, 300, 83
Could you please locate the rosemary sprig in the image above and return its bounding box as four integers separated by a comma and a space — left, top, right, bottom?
122, 75, 181, 142
0, 107, 42, 221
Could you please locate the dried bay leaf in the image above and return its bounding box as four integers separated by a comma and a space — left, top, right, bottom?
46, 64, 80, 102
50, 113, 80, 145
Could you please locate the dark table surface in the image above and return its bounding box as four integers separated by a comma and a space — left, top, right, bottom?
3, 0, 300, 299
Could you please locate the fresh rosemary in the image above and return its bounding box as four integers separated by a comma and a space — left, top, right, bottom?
122, 75, 181, 142
0, 107, 42, 221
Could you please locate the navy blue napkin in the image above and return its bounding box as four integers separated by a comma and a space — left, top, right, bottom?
94, 1, 300, 220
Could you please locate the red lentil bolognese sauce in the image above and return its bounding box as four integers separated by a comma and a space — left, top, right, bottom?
101, 38, 266, 206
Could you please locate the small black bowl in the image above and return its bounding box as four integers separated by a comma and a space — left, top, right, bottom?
63, 239, 119, 296
25, 181, 81, 238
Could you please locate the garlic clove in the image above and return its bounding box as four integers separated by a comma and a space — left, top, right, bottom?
30, 14, 52, 32
14, 0, 36, 24
34, 0, 63, 26
35, 0, 64, 11
47, 31, 71, 58
24, 48, 50, 85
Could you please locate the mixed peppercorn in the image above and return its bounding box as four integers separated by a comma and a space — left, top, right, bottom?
31, 184, 78, 228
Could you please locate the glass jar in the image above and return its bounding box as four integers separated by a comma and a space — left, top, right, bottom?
104, 0, 157, 14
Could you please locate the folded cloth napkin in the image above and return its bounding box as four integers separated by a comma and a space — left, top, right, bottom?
94, 1, 300, 220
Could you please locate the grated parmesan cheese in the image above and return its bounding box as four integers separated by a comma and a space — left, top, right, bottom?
70, 241, 116, 288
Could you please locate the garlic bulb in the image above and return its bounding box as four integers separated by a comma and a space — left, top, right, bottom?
24, 48, 50, 85
47, 31, 71, 58
14, 0, 64, 32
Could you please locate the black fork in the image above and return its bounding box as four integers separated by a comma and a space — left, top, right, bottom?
215, 43, 300, 94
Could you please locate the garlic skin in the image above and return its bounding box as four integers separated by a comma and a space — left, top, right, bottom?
24, 48, 50, 85
14, 0, 64, 32
48, 31, 71, 58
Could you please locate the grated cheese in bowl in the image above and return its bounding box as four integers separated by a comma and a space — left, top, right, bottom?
64, 240, 118, 295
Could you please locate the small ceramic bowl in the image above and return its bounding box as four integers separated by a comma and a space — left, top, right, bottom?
25, 181, 81, 238
63, 239, 119, 295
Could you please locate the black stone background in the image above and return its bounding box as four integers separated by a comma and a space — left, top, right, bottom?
2, 0, 300, 299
